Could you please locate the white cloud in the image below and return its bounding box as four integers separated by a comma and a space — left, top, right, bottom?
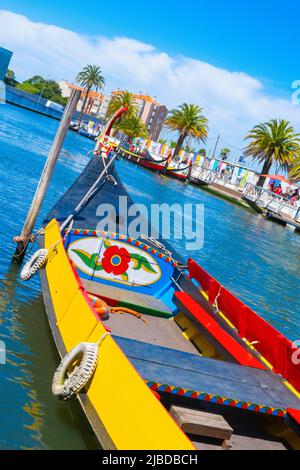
1, 9, 300, 153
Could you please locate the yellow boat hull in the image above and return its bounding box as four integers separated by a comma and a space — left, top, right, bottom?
40, 219, 195, 450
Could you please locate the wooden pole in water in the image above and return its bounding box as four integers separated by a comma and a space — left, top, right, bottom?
13, 88, 81, 262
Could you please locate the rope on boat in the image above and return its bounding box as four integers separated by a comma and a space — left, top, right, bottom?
88, 293, 148, 324
19, 233, 65, 282
139, 234, 188, 269
213, 285, 223, 313
60, 153, 119, 232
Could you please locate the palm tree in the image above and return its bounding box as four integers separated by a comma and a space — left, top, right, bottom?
118, 116, 148, 140
288, 160, 300, 182
244, 119, 300, 187
184, 144, 196, 153
165, 103, 208, 159
106, 91, 139, 120
220, 147, 231, 161
198, 148, 207, 157
76, 65, 105, 124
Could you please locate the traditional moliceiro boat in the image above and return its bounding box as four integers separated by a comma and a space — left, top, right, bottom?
21, 109, 300, 450
118, 144, 193, 182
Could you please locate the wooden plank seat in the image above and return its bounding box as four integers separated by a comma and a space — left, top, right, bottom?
115, 336, 300, 412
81, 278, 174, 318
170, 406, 233, 448
173, 292, 265, 370
103, 312, 199, 354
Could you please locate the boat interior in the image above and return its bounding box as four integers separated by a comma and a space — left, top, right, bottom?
44, 154, 300, 450
63, 227, 300, 450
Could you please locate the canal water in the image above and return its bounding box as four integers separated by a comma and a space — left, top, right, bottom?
0, 104, 299, 449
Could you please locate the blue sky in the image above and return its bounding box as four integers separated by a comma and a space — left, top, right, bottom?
1, 0, 298, 97
0, 2, 299, 152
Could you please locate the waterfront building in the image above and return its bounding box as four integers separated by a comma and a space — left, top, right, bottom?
59, 80, 105, 117
0, 46, 13, 81
110, 90, 168, 140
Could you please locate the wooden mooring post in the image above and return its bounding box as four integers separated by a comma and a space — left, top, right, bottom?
13, 88, 81, 263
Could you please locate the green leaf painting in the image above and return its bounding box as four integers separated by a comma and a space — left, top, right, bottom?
121, 272, 129, 281
72, 246, 157, 276
72, 249, 103, 270
103, 239, 111, 249
130, 253, 157, 274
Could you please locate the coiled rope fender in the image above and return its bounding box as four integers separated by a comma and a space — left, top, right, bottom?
20, 249, 48, 281
52, 333, 110, 401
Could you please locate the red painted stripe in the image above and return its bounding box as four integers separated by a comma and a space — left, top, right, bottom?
175, 291, 266, 370
187, 258, 300, 392
287, 408, 300, 426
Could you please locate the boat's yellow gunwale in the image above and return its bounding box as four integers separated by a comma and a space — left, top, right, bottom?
41, 219, 194, 450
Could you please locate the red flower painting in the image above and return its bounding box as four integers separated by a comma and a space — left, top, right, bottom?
101, 246, 131, 276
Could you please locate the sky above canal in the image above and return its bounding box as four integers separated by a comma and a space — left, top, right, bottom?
1, 1, 300, 152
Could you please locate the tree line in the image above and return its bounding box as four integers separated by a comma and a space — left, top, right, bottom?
4, 70, 68, 106
5, 64, 300, 183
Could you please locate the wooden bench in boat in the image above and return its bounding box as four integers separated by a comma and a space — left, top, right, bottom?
103, 311, 199, 354
173, 292, 265, 370
81, 279, 174, 318
114, 336, 300, 414
170, 406, 233, 448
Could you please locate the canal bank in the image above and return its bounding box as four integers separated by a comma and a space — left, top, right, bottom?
5, 85, 102, 127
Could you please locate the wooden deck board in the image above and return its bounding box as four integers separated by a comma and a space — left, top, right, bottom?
103, 312, 199, 354
192, 433, 287, 450
115, 336, 300, 411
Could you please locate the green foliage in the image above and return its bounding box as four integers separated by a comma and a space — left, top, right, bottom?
165, 104, 208, 140
76, 64, 105, 121
76, 65, 105, 91
158, 138, 167, 144
289, 161, 300, 182
244, 119, 300, 177
165, 103, 208, 157
16, 82, 40, 94
118, 116, 148, 139
106, 90, 139, 122
220, 147, 231, 160
198, 148, 207, 157
16, 75, 68, 105
184, 144, 196, 153
4, 69, 18, 87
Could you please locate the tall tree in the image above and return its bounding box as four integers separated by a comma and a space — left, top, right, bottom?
165, 103, 208, 159
4, 69, 18, 87
76, 65, 105, 123
220, 147, 231, 161
244, 119, 300, 186
106, 91, 139, 121
118, 116, 148, 140
198, 148, 207, 157
288, 160, 300, 183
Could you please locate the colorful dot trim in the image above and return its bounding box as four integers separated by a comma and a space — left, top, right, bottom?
66, 229, 177, 266
145, 381, 287, 418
